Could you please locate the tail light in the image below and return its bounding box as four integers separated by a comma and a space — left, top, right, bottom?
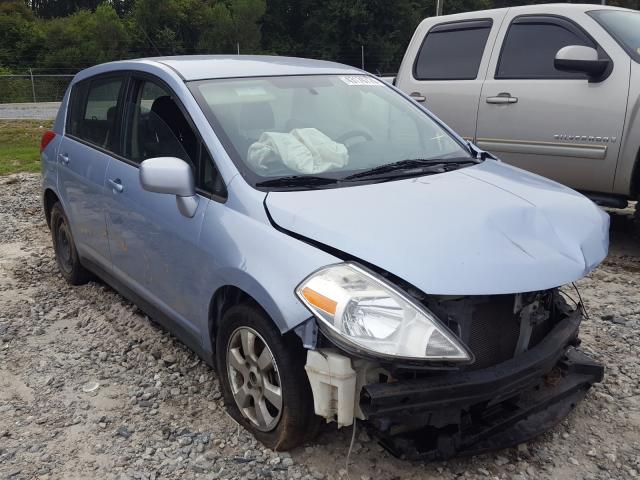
40, 130, 56, 153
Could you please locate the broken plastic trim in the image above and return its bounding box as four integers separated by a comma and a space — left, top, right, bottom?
293, 317, 318, 349
370, 348, 603, 460
360, 308, 583, 416
466, 140, 495, 161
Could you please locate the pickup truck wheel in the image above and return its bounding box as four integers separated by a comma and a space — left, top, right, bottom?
634, 201, 640, 237
216, 303, 319, 450
50, 202, 92, 285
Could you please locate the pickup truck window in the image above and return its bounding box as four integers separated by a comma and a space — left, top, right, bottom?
496, 17, 595, 79
589, 10, 640, 63
414, 20, 492, 80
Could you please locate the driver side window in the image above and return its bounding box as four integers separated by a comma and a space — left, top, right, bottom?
124, 81, 197, 169
124, 78, 225, 197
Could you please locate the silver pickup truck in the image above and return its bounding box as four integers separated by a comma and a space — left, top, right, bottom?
395, 4, 640, 216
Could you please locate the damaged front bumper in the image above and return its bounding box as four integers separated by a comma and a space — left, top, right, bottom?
306, 309, 604, 461
360, 310, 603, 460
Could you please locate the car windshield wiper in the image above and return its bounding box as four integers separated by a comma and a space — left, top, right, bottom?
343, 158, 479, 181
255, 175, 340, 188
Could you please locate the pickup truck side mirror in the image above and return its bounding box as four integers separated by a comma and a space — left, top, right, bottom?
554, 45, 610, 81
139, 156, 199, 218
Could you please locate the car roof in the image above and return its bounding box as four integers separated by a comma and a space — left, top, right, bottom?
417, 3, 633, 22
91, 55, 363, 82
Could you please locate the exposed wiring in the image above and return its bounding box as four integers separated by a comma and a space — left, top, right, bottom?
346, 418, 357, 480
572, 282, 590, 320
559, 289, 579, 308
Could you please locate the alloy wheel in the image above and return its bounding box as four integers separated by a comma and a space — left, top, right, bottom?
226, 326, 283, 432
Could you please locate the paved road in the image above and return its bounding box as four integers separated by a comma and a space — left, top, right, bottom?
0, 102, 60, 120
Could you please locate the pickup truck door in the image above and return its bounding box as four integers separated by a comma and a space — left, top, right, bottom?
395, 10, 507, 139
475, 10, 631, 193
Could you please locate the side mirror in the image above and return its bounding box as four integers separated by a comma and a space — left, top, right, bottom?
139, 157, 199, 218
554, 45, 610, 80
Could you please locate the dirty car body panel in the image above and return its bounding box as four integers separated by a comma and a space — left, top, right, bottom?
41, 55, 609, 459
266, 160, 608, 296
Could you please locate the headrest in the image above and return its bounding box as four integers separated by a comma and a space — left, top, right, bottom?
150, 96, 185, 133
106, 106, 117, 123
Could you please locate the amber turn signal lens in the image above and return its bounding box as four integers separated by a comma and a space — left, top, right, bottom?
301, 287, 337, 315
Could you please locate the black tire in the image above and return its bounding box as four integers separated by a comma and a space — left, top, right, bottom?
216, 303, 319, 450
50, 202, 92, 285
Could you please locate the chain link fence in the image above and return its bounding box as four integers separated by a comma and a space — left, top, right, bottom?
0, 46, 401, 105
0, 74, 74, 104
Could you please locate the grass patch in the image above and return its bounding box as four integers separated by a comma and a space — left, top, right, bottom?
0, 120, 53, 175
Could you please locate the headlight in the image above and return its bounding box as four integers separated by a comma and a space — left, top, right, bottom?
295, 263, 471, 362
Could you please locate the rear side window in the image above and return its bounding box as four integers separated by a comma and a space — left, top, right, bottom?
67, 76, 123, 152
414, 20, 492, 80
496, 17, 596, 79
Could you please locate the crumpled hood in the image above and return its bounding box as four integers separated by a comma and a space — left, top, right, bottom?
265, 160, 609, 295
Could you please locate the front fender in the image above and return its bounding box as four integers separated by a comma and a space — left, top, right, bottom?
210, 267, 302, 333
199, 187, 339, 336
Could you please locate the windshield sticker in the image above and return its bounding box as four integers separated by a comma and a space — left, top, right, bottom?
339, 76, 383, 86
235, 86, 268, 97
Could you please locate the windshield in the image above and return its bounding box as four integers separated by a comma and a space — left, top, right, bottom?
189, 74, 473, 189
589, 10, 640, 63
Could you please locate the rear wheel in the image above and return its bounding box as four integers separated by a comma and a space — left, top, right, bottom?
216, 303, 319, 450
50, 202, 92, 285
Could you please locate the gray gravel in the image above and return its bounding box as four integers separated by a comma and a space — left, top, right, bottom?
0, 102, 60, 120
1, 173, 640, 480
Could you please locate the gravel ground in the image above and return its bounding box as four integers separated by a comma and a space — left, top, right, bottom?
1, 173, 640, 480
0, 103, 60, 120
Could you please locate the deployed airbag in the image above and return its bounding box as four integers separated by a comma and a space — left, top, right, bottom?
247, 128, 349, 174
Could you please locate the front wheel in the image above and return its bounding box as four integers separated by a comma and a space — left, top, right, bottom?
216, 303, 319, 450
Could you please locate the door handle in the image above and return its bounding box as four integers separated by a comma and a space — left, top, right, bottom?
486, 93, 518, 104
409, 91, 426, 102
108, 178, 124, 193
58, 153, 69, 165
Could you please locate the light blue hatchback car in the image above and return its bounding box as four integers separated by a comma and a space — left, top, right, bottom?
41, 55, 610, 459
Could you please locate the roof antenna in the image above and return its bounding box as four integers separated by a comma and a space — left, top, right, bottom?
137, 22, 162, 56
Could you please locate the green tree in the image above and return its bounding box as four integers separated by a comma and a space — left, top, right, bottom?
194, 2, 235, 53
128, 0, 265, 56
30, 0, 102, 18
0, 0, 43, 70
229, 0, 266, 52
127, 0, 184, 55
38, 3, 131, 69
260, 0, 494, 73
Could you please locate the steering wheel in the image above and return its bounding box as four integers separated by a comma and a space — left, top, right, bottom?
336, 130, 373, 144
